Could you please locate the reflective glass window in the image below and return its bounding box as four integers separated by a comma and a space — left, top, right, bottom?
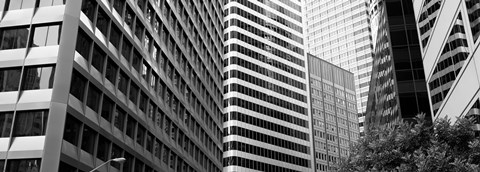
21, 65, 55, 90
0, 26, 29, 50
13, 110, 49, 136
0, 67, 21, 92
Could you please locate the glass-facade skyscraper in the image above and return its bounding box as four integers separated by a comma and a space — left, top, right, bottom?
366, 0, 431, 130
0, 0, 224, 171
305, 0, 373, 135
308, 54, 360, 172
223, 0, 313, 171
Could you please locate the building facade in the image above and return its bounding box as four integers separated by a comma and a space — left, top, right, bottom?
0, 0, 223, 171
305, 0, 373, 135
223, 0, 313, 171
365, 0, 431, 130
412, 0, 480, 130
308, 54, 360, 172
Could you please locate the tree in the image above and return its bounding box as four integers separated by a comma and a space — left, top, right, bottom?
338, 114, 480, 172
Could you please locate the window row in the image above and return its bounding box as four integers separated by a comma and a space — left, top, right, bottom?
224, 111, 308, 141
223, 156, 301, 172
224, 97, 308, 128
224, 126, 310, 154
0, 23, 61, 50
0, 110, 48, 137
2, 0, 65, 10
227, 83, 307, 115
0, 65, 55, 92
224, 141, 310, 167
0, 159, 41, 172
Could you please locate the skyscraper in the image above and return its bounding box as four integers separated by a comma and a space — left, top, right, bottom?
223, 0, 313, 171
308, 54, 360, 172
305, 0, 373, 135
413, 0, 480, 131
0, 0, 223, 171
366, 0, 431, 130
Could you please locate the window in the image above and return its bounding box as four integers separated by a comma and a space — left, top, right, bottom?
101, 96, 114, 121
105, 59, 118, 83
0, 67, 21, 92
126, 116, 136, 138
124, 6, 135, 30
132, 50, 142, 71
129, 83, 139, 104
118, 71, 129, 95
113, 107, 126, 131
31, 24, 61, 47
21, 65, 55, 90
121, 36, 132, 59
97, 134, 110, 161
58, 161, 76, 172
81, 0, 96, 21
136, 125, 145, 146
5, 159, 41, 172
13, 110, 48, 136
110, 25, 121, 49
96, 8, 110, 36
111, 143, 123, 169
0, 112, 13, 137
112, 0, 125, 14
86, 84, 101, 112
139, 92, 148, 112
91, 45, 106, 73
75, 30, 92, 58
81, 125, 96, 154
38, 0, 66, 7
7, 0, 36, 10
63, 114, 81, 145
135, 18, 144, 39
0, 26, 29, 50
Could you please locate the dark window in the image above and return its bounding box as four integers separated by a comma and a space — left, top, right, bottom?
58, 161, 76, 172
139, 92, 148, 112
134, 158, 144, 172
81, 0, 96, 21
110, 143, 123, 169
76, 30, 92, 59
122, 152, 134, 172
105, 59, 118, 83
129, 83, 139, 104
124, 6, 135, 30
0, 112, 13, 137
113, 107, 126, 131
0, 26, 29, 50
126, 116, 136, 138
132, 50, 142, 71
118, 71, 129, 95
91, 45, 106, 73
13, 110, 49, 136
87, 84, 102, 112
63, 114, 81, 145
5, 159, 41, 172
110, 25, 121, 49
39, 0, 67, 7
96, 134, 110, 161
136, 125, 145, 146
112, 0, 124, 14
121, 36, 132, 59
21, 65, 55, 90
101, 96, 114, 121
96, 8, 110, 36
31, 24, 61, 47
0, 67, 22, 92
134, 18, 144, 39
81, 125, 96, 154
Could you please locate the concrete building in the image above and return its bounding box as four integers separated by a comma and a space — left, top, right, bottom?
365, 0, 431, 130
0, 0, 223, 171
223, 0, 313, 171
412, 0, 480, 130
308, 54, 360, 172
305, 0, 373, 135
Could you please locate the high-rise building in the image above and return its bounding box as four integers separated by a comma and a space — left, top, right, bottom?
308, 54, 360, 172
223, 0, 313, 171
412, 0, 479, 130
0, 0, 224, 171
305, 0, 373, 135
365, 0, 431, 130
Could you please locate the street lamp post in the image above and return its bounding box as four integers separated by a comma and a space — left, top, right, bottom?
88, 157, 126, 172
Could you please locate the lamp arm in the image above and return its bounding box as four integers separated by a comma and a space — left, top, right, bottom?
88, 159, 112, 172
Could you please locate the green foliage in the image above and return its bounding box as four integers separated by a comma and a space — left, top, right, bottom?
338, 114, 480, 172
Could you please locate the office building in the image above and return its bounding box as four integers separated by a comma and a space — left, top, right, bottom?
223, 0, 313, 171
308, 54, 360, 172
305, 0, 373, 135
412, 0, 479, 130
365, 0, 431, 130
0, 0, 223, 171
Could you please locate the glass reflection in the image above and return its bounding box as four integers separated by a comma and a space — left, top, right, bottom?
22, 66, 55, 90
